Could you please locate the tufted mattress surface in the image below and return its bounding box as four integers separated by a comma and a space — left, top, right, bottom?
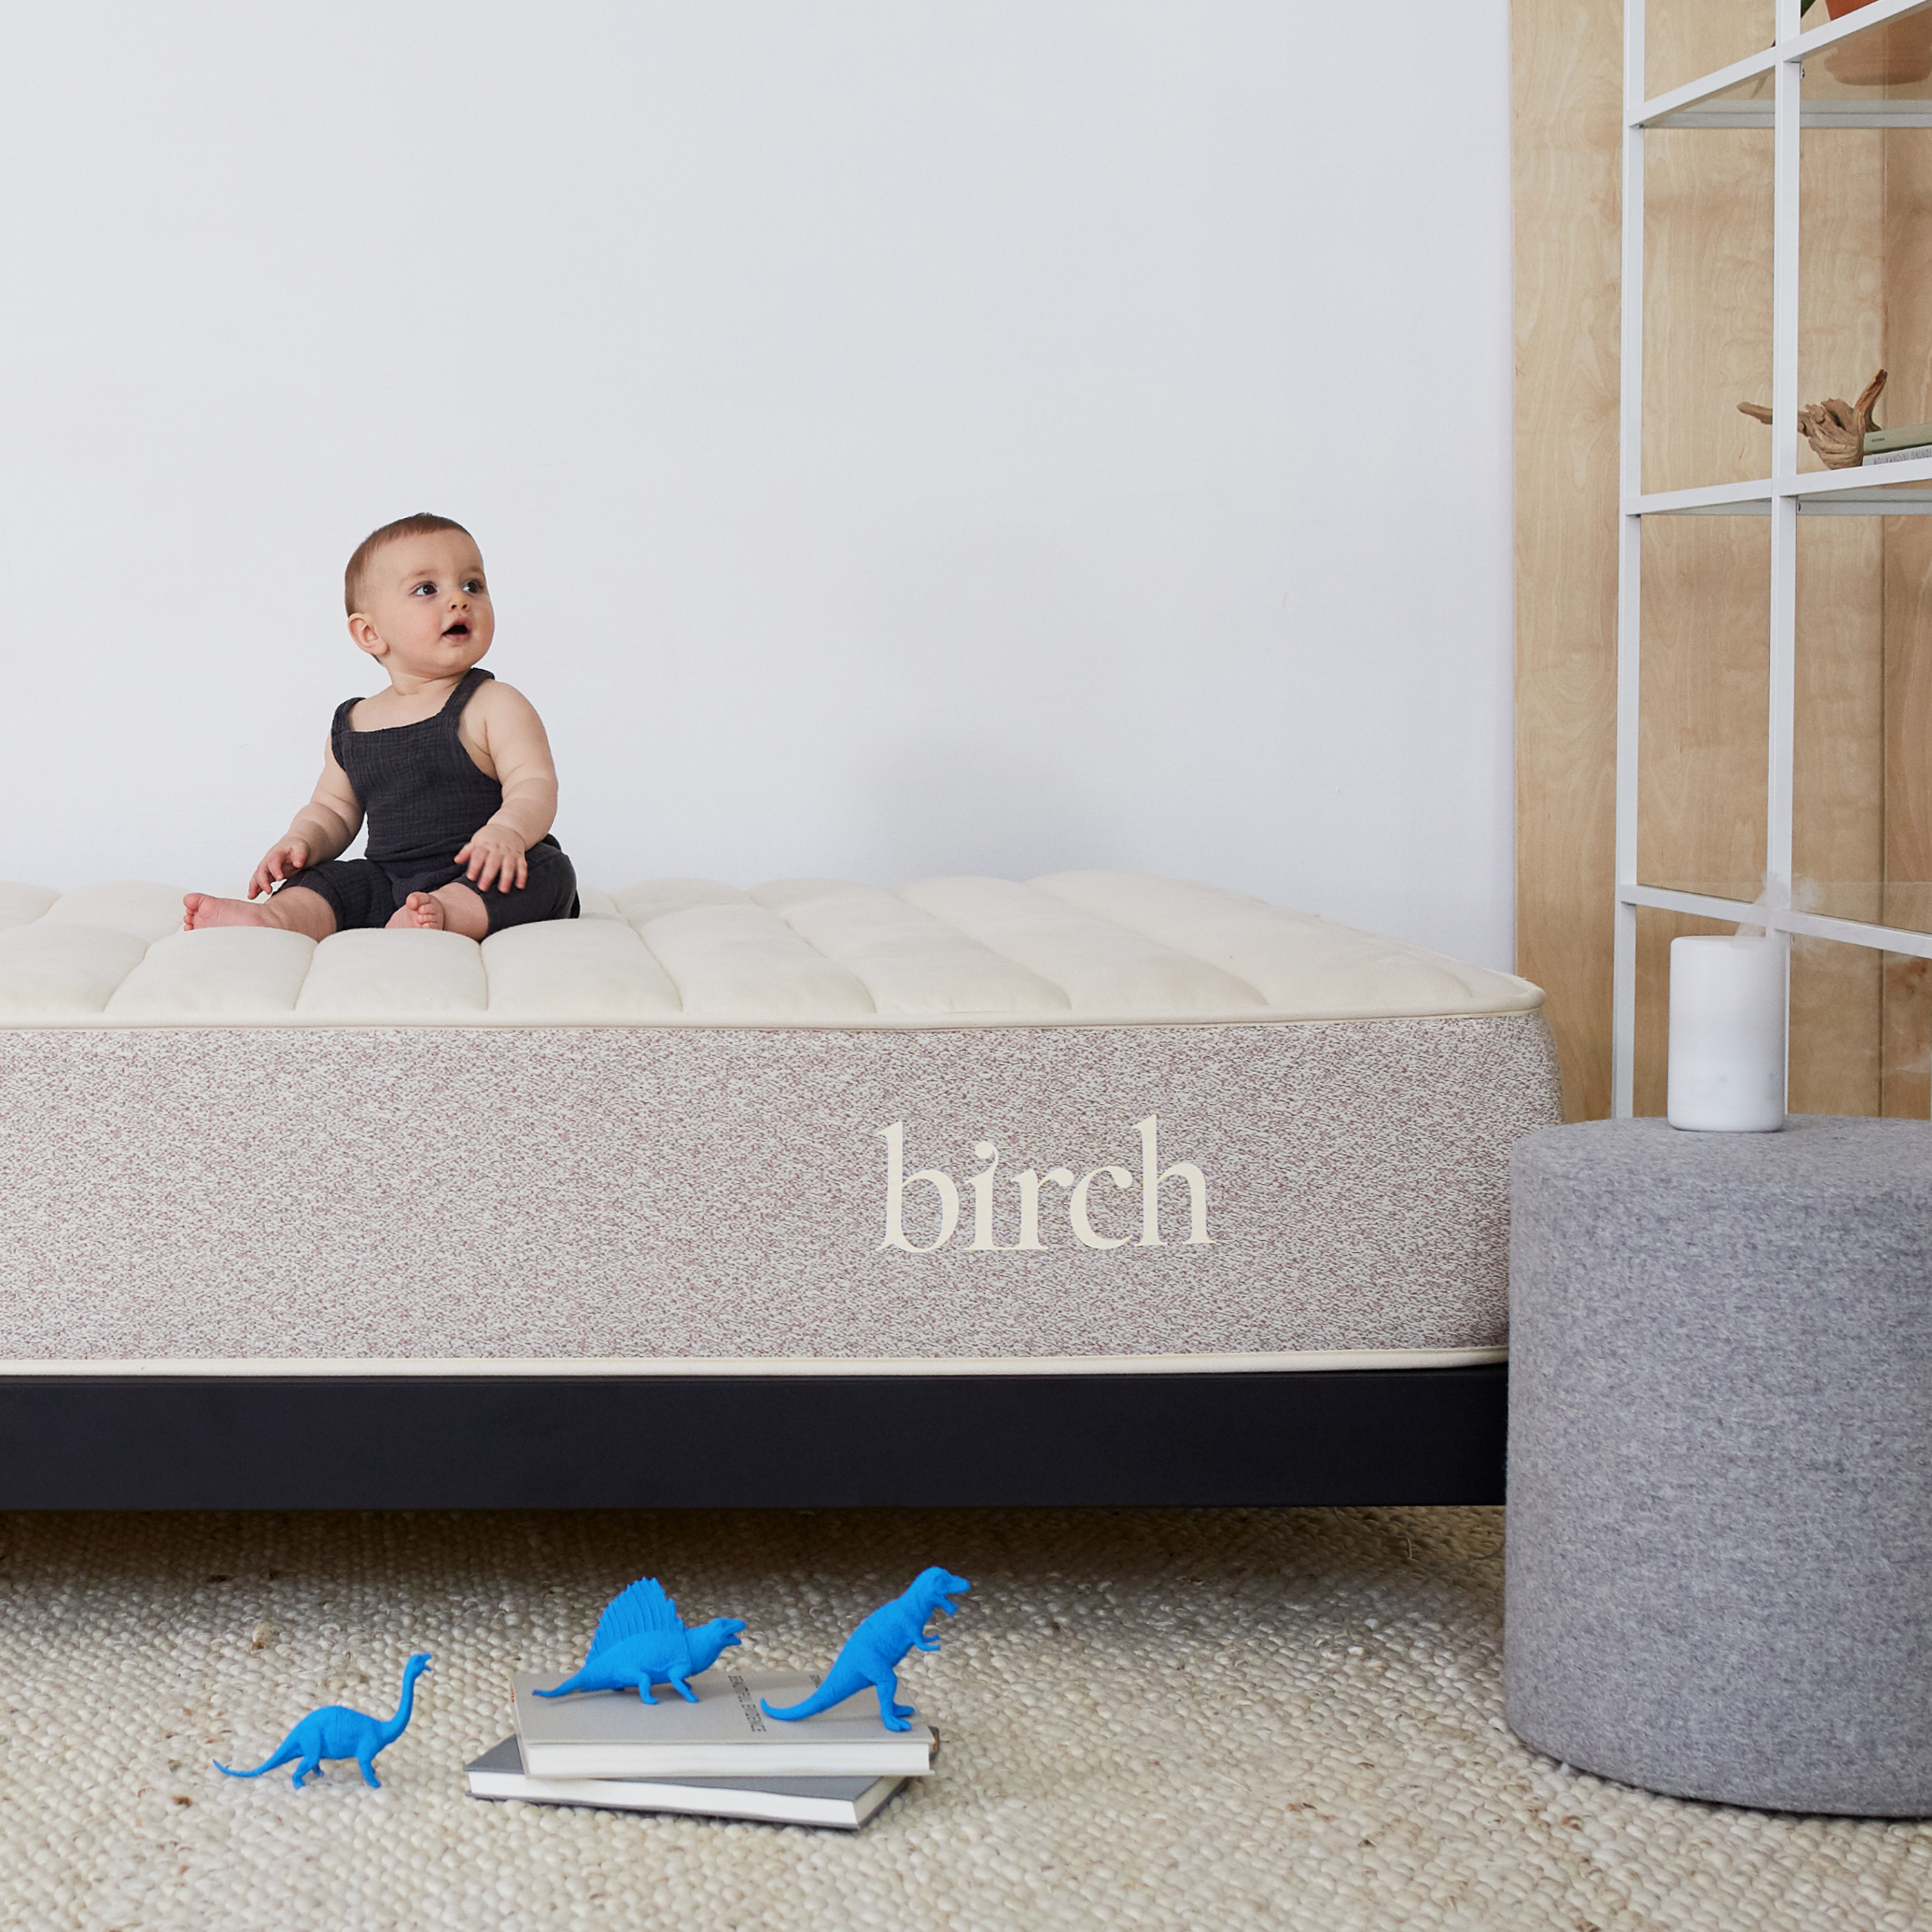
0, 871, 1541, 1027
0, 870, 1559, 1369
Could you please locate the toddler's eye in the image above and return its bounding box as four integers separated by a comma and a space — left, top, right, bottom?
410, 581, 436, 596
464, 579, 485, 593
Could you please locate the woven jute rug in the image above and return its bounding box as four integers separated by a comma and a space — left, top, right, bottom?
0, 1504, 1923, 1930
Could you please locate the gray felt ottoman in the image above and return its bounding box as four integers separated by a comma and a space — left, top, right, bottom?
1504, 1116, 1932, 1816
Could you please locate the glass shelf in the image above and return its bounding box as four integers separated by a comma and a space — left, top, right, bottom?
1632, 882, 1932, 931
1650, 488, 1932, 513
1797, 882, 1932, 931
1632, 880, 1765, 908
1646, 38, 1932, 127
1623, 882, 1932, 956
1632, 458, 1932, 512
1649, 99, 1932, 125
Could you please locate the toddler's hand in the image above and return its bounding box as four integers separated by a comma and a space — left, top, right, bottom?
249, 838, 311, 901
456, 825, 528, 893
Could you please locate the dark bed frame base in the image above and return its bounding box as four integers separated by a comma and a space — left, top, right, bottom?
0, 1365, 1505, 1510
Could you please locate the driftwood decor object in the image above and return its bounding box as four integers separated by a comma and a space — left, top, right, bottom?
1738, 368, 1887, 469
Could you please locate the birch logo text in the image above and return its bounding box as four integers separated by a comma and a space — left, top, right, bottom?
877, 1115, 1211, 1253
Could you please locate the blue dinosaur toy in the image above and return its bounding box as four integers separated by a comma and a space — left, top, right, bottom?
536, 1577, 747, 1704
762, 1566, 971, 1732
214, 1651, 431, 1789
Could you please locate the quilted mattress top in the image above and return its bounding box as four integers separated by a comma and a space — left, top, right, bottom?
0, 870, 1544, 1029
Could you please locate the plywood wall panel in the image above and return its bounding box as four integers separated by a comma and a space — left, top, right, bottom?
1882, 510, 1932, 1113
1799, 132, 1888, 420
1794, 125, 1886, 941
1512, 0, 1621, 1120
1787, 123, 1889, 1117
1641, 128, 1774, 496
1636, 517, 1769, 901
1789, 935, 1880, 1115
1792, 515, 1885, 1118
1646, 0, 1775, 103
1882, 953, 1932, 1117
1880, 127, 1932, 1119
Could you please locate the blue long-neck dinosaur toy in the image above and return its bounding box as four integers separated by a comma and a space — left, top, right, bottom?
214, 1652, 431, 1789
536, 1577, 747, 1704
762, 1567, 971, 1732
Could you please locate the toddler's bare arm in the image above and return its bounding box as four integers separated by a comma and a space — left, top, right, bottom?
248, 735, 363, 900
454, 683, 559, 892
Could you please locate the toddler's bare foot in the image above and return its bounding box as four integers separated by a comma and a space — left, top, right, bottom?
183, 885, 336, 939
183, 892, 279, 932
390, 892, 448, 931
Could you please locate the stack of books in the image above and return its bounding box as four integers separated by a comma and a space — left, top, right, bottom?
1865, 422, 1932, 466
466, 1667, 936, 1830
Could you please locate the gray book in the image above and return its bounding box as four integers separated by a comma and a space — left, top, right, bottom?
466, 1736, 906, 1830
1865, 421, 1932, 455
512, 1667, 936, 1780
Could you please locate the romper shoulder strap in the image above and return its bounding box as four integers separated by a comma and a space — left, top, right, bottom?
443, 667, 495, 723
330, 696, 362, 766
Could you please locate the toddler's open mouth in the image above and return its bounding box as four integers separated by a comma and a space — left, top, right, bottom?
442, 622, 470, 638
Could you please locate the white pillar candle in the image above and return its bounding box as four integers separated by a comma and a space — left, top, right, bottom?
1666, 935, 1788, 1133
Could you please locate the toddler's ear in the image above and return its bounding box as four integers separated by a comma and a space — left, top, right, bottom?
347, 614, 388, 660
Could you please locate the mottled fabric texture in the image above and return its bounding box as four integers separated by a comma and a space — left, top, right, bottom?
0, 1013, 1559, 1362
1505, 1116, 1932, 1816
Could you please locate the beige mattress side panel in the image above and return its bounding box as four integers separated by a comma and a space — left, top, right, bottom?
0, 1014, 1563, 1363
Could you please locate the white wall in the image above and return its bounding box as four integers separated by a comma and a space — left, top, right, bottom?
0, 1, 1515, 967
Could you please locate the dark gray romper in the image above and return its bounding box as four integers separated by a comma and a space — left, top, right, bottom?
280, 667, 579, 933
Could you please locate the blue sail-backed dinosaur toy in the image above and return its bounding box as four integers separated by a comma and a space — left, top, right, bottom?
535, 1577, 748, 1704
214, 1651, 431, 1789
762, 1567, 971, 1732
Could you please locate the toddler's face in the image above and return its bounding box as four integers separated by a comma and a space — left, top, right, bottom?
350, 531, 495, 679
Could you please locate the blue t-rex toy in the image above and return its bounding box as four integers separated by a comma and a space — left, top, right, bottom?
535, 1577, 747, 1704
762, 1567, 971, 1732
214, 1651, 431, 1789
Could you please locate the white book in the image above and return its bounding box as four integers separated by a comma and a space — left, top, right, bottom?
466, 1736, 906, 1830
512, 1668, 937, 1780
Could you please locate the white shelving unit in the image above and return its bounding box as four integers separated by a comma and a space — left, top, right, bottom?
1614, 0, 1932, 1115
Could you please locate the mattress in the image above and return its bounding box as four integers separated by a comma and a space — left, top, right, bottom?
0, 871, 1561, 1372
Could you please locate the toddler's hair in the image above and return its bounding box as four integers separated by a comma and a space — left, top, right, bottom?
345, 512, 475, 615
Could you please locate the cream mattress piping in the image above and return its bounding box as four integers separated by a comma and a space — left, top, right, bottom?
0, 1347, 1507, 1378
0, 1007, 1545, 1033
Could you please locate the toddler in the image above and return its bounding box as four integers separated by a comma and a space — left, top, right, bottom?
183, 513, 578, 939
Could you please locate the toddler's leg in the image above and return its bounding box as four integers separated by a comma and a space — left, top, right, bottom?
182, 886, 337, 938
388, 883, 489, 939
